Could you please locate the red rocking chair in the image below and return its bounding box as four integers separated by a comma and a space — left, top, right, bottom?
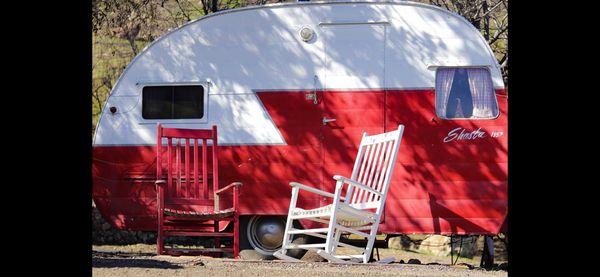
155, 124, 242, 257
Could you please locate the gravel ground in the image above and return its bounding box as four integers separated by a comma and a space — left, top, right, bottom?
92, 244, 507, 276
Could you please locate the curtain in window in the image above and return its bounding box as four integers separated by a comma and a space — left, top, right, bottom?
467, 68, 498, 118
435, 68, 455, 117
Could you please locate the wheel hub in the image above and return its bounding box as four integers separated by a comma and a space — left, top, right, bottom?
247, 216, 285, 255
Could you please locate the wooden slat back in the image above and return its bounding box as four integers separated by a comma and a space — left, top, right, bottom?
157, 124, 219, 203
347, 125, 404, 209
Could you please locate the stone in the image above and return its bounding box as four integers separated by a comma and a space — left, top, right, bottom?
301, 250, 327, 262
239, 250, 267, 260
418, 235, 479, 258
497, 262, 508, 271
419, 235, 451, 256
407, 258, 421, 264
388, 235, 414, 250
451, 236, 478, 258
388, 235, 426, 251
387, 236, 401, 249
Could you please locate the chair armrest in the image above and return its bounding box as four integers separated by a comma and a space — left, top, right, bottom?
214, 182, 242, 212
155, 179, 166, 211
333, 175, 382, 196
215, 182, 243, 195
289, 182, 345, 200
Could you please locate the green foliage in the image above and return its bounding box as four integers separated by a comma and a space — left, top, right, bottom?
224, 0, 244, 10
92, 0, 208, 133
92, 36, 150, 130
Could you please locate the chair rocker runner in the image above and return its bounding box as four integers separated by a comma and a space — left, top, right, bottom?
274, 125, 405, 264
155, 124, 242, 257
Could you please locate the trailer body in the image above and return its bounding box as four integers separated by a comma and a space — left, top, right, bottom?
93, 1, 508, 236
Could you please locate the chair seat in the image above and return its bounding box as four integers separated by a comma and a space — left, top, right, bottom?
164, 208, 235, 220
292, 203, 375, 227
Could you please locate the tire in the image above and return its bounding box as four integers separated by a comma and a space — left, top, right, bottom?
239, 215, 308, 260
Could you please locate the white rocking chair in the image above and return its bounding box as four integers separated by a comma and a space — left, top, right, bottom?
274, 125, 405, 264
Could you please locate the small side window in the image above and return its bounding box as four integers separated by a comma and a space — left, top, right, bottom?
142, 85, 204, 119
435, 68, 498, 119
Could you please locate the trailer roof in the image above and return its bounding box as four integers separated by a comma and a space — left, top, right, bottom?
139, 0, 479, 55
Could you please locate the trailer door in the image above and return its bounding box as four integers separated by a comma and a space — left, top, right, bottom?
319, 23, 387, 203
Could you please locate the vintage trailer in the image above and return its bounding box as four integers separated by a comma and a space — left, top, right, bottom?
93, 0, 507, 257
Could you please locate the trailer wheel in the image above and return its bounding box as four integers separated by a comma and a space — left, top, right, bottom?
239, 215, 308, 260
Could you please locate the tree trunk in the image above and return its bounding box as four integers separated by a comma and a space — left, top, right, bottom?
127, 37, 138, 55
483, 0, 490, 40
211, 0, 218, 13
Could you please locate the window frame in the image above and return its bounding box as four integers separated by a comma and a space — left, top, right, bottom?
433, 66, 500, 121
138, 82, 209, 124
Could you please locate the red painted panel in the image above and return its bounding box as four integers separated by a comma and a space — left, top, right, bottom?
321, 91, 385, 196
381, 89, 507, 234
257, 91, 324, 147
92, 89, 508, 235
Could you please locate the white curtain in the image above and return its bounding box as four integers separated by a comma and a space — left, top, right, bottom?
435, 68, 455, 117
467, 68, 498, 118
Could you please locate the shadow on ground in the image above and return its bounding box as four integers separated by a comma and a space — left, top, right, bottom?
92, 250, 188, 269
92, 257, 183, 269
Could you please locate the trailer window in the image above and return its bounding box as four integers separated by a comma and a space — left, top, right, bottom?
142, 85, 204, 119
435, 68, 498, 119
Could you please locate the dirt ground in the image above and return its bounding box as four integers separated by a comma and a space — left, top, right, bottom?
92, 244, 507, 276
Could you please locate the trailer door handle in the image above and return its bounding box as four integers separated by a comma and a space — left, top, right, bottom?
322, 117, 337, 125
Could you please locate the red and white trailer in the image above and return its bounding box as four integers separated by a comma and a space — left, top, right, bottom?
93, 0, 507, 258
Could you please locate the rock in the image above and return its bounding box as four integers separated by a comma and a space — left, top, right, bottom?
301, 250, 326, 262
388, 235, 419, 251
407, 258, 421, 264
387, 236, 402, 249
456, 262, 474, 270
239, 250, 267, 260
418, 235, 478, 258
419, 235, 451, 256
101, 222, 111, 231
497, 262, 508, 271
451, 236, 478, 258
191, 260, 205, 266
